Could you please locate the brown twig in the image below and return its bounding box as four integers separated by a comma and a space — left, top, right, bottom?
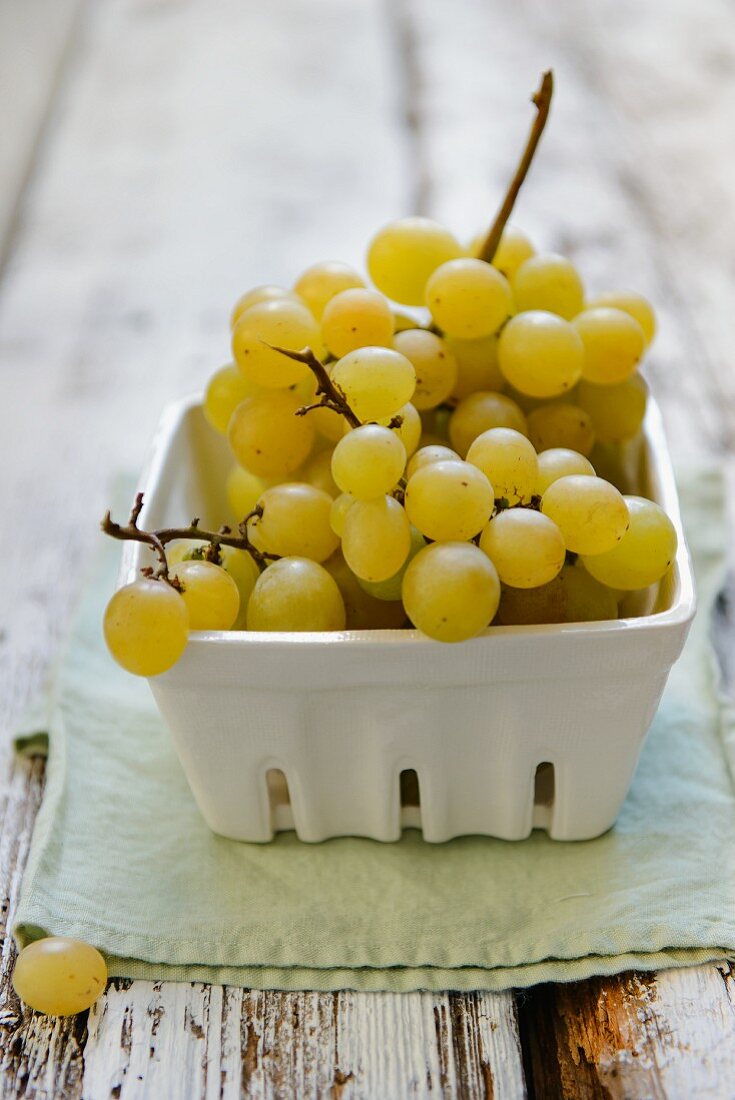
477, 70, 554, 264
101, 493, 277, 582
264, 343, 362, 428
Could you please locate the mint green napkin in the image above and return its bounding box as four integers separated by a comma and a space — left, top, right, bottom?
13, 472, 735, 991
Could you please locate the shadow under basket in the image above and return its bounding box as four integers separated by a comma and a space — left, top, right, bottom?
120, 396, 696, 843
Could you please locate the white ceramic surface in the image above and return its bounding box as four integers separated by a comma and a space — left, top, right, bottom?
118, 396, 696, 843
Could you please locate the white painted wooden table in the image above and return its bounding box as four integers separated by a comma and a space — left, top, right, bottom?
0, 0, 734, 1095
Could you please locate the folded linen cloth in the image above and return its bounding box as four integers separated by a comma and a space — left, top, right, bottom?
13, 471, 735, 991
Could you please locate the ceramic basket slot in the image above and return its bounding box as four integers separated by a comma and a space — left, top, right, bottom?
121, 396, 696, 843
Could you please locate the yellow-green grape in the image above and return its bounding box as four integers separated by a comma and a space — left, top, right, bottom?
232, 299, 320, 388
330, 347, 415, 420
541, 475, 629, 555
479, 510, 566, 588
293, 261, 364, 319
376, 401, 422, 456
393, 310, 420, 332
511, 253, 585, 320
218, 547, 259, 629
170, 560, 240, 630
341, 495, 411, 582
330, 492, 356, 536
393, 329, 458, 410
489, 225, 536, 279
425, 258, 513, 339
249, 483, 339, 562
358, 525, 426, 601
203, 365, 256, 434
587, 291, 656, 345
527, 402, 595, 456
466, 427, 539, 505
498, 311, 584, 398
402, 542, 501, 642
226, 464, 268, 521
299, 448, 339, 497
247, 557, 346, 631
320, 288, 394, 358
577, 374, 648, 443
331, 424, 406, 499
405, 460, 494, 541
446, 335, 505, 402
559, 564, 618, 622
104, 580, 188, 676
323, 552, 407, 629
573, 307, 645, 385
228, 391, 314, 478
537, 448, 595, 493
449, 391, 528, 456
310, 399, 349, 444
406, 443, 459, 480
582, 497, 677, 590
230, 285, 299, 330
496, 576, 566, 624
13, 938, 107, 1016
367, 217, 463, 306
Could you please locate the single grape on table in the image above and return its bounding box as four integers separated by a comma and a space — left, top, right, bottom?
100, 71, 677, 666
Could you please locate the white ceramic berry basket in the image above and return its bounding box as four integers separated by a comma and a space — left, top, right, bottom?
118, 394, 695, 844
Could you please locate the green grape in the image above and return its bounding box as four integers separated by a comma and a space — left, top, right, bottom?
341, 495, 411, 581
249, 483, 339, 562
376, 401, 422, 456
466, 427, 539, 505
425, 258, 513, 339
479, 509, 566, 588
577, 374, 648, 443
230, 285, 299, 330
226, 464, 268, 521
489, 225, 535, 279
331, 424, 406, 499
228, 391, 315, 477
293, 261, 364, 319
511, 253, 585, 320
449, 391, 528, 456
330, 492, 356, 536
299, 447, 339, 497
367, 217, 464, 306
406, 443, 459, 480
393, 329, 458, 410
402, 542, 501, 642
166, 540, 259, 629
330, 347, 416, 420
587, 291, 656, 345
496, 576, 566, 624
446, 334, 505, 402
537, 448, 595, 493
321, 288, 394, 357
358, 525, 426, 601
498, 311, 584, 398
581, 496, 677, 589
247, 557, 346, 631
232, 299, 320, 388
203, 365, 257, 434
13, 938, 107, 1016
323, 552, 407, 629
170, 560, 240, 630
527, 402, 595, 456
405, 459, 494, 541
559, 564, 618, 622
104, 580, 188, 676
310, 397, 349, 443
574, 307, 645, 385
541, 475, 629, 555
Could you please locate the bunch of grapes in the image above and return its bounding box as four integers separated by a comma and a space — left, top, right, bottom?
102, 73, 677, 679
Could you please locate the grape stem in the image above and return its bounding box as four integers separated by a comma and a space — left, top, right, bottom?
265, 343, 362, 428
477, 70, 554, 264
100, 493, 277, 581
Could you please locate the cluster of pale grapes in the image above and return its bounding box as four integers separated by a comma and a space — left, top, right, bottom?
103, 216, 678, 678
